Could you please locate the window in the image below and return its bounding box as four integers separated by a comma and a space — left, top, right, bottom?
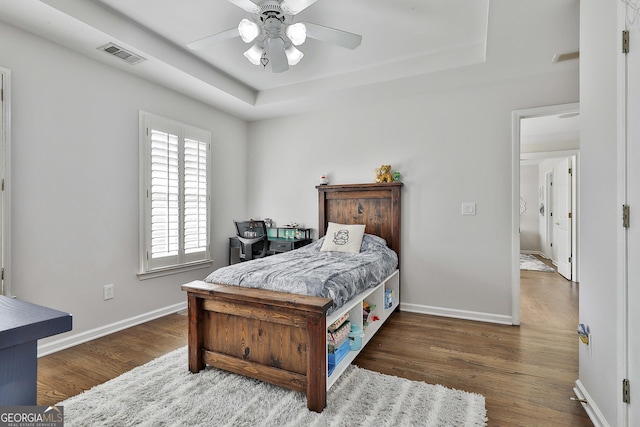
139, 112, 211, 277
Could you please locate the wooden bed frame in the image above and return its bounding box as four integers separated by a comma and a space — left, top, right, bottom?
181, 182, 402, 412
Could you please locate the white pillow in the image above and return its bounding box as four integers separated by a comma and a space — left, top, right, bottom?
320, 222, 366, 253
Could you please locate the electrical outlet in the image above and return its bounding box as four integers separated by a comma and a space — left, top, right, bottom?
462, 202, 476, 216
104, 284, 114, 300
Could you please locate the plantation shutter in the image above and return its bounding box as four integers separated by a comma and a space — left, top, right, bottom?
140, 112, 211, 274
150, 129, 179, 261
183, 135, 208, 256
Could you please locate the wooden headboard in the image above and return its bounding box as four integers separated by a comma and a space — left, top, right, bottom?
317, 182, 403, 260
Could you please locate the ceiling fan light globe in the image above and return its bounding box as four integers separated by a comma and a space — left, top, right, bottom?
286, 23, 307, 46
285, 45, 304, 66
244, 44, 263, 65
238, 18, 260, 43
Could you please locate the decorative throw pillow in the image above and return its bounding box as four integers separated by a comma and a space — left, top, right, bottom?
320, 222, 366, 253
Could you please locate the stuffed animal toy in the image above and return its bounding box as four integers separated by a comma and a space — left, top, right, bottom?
375, 164, 394, 183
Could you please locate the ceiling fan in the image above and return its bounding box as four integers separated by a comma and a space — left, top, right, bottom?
187, 0, 362, 73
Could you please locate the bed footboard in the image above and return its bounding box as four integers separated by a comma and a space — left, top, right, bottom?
182, 280, 333, 413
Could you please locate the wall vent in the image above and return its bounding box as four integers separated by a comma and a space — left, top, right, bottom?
97, 43, 146, 65
551, 50, 579, 63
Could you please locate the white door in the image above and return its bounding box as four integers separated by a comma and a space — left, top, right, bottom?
546, 172, 554, 259
0, 72, 4, 296
626, 16, 640, 426
553, 158, 571, 280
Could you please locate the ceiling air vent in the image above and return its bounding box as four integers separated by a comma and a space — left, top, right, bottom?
97, 43, 146, 65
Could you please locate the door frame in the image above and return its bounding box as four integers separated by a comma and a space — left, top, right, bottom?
618, 1, 632, 424
0, 67, 11, 297
511, 102, 579, 325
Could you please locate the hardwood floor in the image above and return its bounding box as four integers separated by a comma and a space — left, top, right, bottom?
356, 261, 591, 426
37, 314, 187, 405
38, 263, 591, 426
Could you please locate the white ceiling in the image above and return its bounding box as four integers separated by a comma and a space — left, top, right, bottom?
521, 112, 580, 146
0, 0, 579, 122
0, 0, 490, 120
103, 0, 489, 92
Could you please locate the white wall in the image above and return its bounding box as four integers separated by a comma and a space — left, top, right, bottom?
520, 164, 541, 253
248, 68, 578, 322
579, 1, 621, 425
0, 22, 248, 347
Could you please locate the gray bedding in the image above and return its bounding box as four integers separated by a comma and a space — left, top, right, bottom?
204, 234, 398, 313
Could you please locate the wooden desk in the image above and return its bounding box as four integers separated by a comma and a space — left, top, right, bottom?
228, 236, 312, 264
0, 296, 72, 405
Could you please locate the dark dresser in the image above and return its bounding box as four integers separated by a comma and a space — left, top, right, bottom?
0, 295, 72, 405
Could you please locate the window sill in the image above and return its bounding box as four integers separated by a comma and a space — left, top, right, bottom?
137, 260, 213, 281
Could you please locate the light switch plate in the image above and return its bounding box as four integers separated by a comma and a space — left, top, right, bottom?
462, 202, 476, 216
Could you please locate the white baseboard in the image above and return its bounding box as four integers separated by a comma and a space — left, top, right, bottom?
573, 380, 610, 427
37, 301, 188, 357
400, 303, 514, 325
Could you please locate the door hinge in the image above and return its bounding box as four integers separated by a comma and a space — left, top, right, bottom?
569, 167, 572, 175
1, 179, 4, 191
568, 212, 572, 219
623, 205, 630, 228
568, 256, 572, 264
623, 379, 630, 403
1, 268, 4, 281
623, 30, 630, 54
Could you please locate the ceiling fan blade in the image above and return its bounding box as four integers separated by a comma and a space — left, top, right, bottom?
304, 23, 362, 50
266, 37, 289, 73
187, 28, 240, 50
227, 0, 260, 14
281, 0, 319, 15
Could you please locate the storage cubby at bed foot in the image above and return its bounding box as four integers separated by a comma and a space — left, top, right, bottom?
362, 298, 380, 330
361, 270, 399, 343
326, 303, 361, 379
325, 269, 400, 388
327, 315, 351, 377
383, 270, 400, 312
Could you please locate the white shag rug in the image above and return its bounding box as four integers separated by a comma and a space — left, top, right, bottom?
59, 346, 487, 427
520, 254, 555, 272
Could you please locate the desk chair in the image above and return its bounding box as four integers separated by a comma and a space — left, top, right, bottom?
234, 220, 269, 261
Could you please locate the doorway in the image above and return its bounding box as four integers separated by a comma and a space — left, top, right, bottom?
520, 155, 577, 279
511, 102, 579, 324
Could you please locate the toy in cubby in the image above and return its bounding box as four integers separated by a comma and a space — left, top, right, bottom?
362, 301, 379, 329
385, 289, 395, 309
349, 323, 364, 351
327, 313, 351, 376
